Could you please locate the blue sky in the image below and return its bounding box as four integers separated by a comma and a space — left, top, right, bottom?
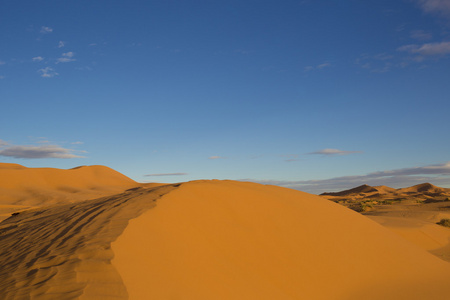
1, 0, 450, 193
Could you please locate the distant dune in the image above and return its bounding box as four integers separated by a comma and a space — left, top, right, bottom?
1, 165, 450, 299
321, 182, 450, 198
0, 163, 139, 214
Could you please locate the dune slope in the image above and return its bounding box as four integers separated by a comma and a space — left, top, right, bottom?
0, 184, 177, 299
112, 180, 450, 300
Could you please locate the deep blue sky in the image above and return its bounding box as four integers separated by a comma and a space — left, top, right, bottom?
1, 0, 450, 193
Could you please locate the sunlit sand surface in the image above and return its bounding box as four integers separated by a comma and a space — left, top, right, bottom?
1, 164, 450, 299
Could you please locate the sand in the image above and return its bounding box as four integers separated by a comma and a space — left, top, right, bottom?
111, 180, 450, 300
0, 163, 139, 221
1, 164, 450, 299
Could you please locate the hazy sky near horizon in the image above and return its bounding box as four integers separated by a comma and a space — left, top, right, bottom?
1, 0, 450, 193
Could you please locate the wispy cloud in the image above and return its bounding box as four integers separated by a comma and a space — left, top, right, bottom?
410, 30, 433, 41
144, 173, 188, 176
417, 0, 450, 15
58, 41, 65, 48
71, 141, 84, 145
242, 162, 450, 194
304, 62, 331, 72
56, 52, 76, 63
40, 26, 53, 34
308, 148, 362, 156
0, 139, 9, 147
0, 144, 84, 159
32, 56, 44, 62
398, 41, 450, 56
355, 53, 394, 73
38, 67, 58, 78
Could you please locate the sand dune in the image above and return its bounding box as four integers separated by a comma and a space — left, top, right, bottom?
111, 181, 450, 299
1, 166, 450, 299
0, 163, 139, 210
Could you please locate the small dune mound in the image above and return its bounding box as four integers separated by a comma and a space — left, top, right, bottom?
398, 183, 447, 194
373, 185, 396, 194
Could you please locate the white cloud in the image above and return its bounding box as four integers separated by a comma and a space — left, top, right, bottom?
40, 26, 53, 34
242, 162, 450, 194
58, 41, 65, 48
0, 139, 9, 147
62, 52, 74, 58
38, 67, 58, 78
56, 52, 76, 63
145, 173, 188, 176
71, 141, 84, 145
32, 56, 44, 62
0, 145, 84, 159
0, 61, 5, 65
398, 41, 450, 55
308, 148, 362, 156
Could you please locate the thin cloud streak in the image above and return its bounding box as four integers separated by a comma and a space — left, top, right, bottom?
145, 173, 188, 176
398, 41, 450, 56
308, 148, 363, 156
0, 145, 84, 159
242, 162, 450, 194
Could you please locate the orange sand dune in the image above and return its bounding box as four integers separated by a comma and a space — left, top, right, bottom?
1, 175, 450, 299
112, 180, 450, 300
0, 163, 139, 207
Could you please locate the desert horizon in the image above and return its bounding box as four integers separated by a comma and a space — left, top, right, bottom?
1, 162, 449, 299
2, 1, 450, 298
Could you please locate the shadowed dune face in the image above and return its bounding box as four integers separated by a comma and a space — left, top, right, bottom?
112, 180, 450, 300
0, 184, 177, 299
